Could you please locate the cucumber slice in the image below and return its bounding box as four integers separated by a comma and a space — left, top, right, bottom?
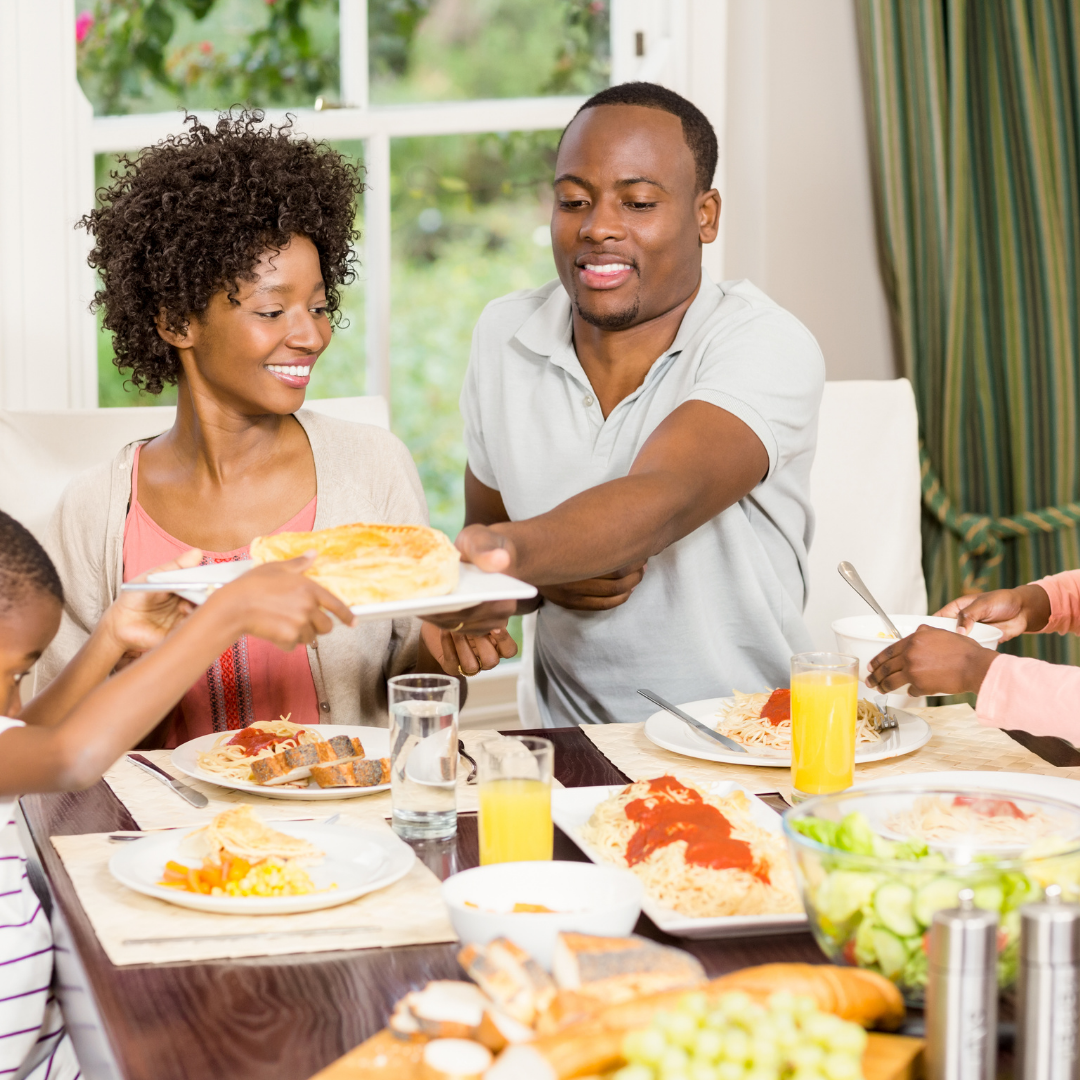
854, 916, 877, 966
817, 870, 881, 924
873, 881, 918, 937
913, 877, 963, 928
973, 881, 1005, 912
870, 928, 908, 979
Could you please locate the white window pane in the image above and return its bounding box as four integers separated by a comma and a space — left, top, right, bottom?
370, 0, 609, 106
76, 0, 339, 116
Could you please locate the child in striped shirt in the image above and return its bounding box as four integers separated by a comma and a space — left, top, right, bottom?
0, 511, 352, 1079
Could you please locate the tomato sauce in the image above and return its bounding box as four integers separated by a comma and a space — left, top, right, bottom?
225, 727, 301, 758
952, 794, 1029, 820
759, 688, 791, 726
623, 776, 768, 882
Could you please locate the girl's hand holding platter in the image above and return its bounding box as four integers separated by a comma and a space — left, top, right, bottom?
201, 553, 356, 650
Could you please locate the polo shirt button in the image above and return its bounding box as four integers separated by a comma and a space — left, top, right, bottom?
583, 394, 595, 407
320, 701, 330, 713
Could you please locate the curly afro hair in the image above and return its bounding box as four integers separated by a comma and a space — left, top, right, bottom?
80, 111, 364, 395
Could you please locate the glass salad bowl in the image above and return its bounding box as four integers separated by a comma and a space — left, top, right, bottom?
782, 784, 1080, 1003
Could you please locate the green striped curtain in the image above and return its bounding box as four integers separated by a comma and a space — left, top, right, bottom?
855, 0, 1080, 665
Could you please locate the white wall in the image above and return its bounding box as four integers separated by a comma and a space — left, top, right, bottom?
722, 0, 896, 381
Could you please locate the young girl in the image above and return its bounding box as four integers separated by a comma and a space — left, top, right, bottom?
866, 570, 1080, 737
0, 510, 351, 1079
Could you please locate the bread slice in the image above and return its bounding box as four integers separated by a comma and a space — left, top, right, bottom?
249, 521, 461, 606
458, 938, 556, 1026
249, 735, 366, 786
249, 754, 291, 785
310, 756, 389, 788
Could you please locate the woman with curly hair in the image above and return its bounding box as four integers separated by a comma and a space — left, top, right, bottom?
38, 112, 514, 744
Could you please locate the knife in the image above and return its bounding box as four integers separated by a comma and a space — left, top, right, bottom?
127, 754, 209, 808
637, 689, 748, 754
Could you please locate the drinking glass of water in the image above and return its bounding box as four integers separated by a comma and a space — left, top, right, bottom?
388, 674, 458, 840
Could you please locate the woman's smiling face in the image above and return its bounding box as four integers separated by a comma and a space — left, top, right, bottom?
162, 234, 332, 414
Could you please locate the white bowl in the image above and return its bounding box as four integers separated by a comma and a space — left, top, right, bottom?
832, 613, 1003, 692
441, 861, 643, 969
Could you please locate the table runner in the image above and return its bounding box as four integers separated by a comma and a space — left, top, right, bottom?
50, 821, 456, 966
582, 705, 1080, 801
101, 729, 499, 831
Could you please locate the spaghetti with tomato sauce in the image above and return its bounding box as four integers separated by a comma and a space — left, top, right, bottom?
579, 775, 801, 919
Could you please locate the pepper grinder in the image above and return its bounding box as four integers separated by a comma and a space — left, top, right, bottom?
925, 887, 998, 1080
1016, 884, 1080, 1080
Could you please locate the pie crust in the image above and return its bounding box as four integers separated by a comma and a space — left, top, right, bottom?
250, 522, 461, 606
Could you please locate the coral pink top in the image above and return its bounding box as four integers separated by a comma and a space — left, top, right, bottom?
977, 570, 1080, 739
122, 444, 320, 748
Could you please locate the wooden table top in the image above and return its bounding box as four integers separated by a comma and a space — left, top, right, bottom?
18, 727, 855, 1080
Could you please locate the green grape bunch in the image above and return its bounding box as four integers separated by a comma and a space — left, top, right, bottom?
615, 990, 868, 1080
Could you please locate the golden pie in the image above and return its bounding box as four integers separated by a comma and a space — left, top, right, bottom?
249, 522, 461, 606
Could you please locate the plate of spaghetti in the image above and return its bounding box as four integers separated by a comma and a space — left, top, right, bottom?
643, 692, 931, 768
552, 776, 807, 939
170, 719, 391, 800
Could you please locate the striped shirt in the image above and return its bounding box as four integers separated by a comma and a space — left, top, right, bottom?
0, 718, 79, 1080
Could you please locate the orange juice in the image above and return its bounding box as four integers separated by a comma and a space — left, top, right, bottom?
478, 779, 553, 864
791, 668, 858, 797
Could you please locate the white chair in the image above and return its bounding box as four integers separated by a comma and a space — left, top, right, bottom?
0, 396, 389, 539
515, 379, 928, 721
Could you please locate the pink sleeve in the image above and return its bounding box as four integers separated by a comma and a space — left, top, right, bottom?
1036, 570, 1080, 635
976, 653, 1080, 739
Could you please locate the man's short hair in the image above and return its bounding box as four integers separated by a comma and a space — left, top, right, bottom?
0, 511, 63, 615
566, 82, 719, 193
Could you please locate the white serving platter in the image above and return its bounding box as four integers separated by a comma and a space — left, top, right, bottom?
171, 724, 390, 801
643, 696, 932, 768
551, 781, 808, 940
124, 560, 537, 622
108, 820, 415, 914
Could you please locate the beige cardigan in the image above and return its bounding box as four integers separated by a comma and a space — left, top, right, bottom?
36, 410, 426, 726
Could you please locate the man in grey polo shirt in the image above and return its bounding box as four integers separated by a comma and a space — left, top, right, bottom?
453, 82, 824, 727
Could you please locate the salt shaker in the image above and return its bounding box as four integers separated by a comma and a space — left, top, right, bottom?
925, 887, 998, 1080
1015, 884, 1080, 1080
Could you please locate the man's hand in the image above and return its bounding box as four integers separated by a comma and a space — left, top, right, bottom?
101, 547, 203, 658
865, 625, 998, 696
420, 622, 518, 676
456, 524, 516, 575
936, 584, 1051, 642
203, 555, 356, 650
540, 562, 646, 611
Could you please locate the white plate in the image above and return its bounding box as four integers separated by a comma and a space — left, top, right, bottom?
643, 697, 932, 768
551, 782, 808, 940
131, 560, 537, 621
108, 821, 415, 914
171, 725, 391, 800
853, 770, 1080, 807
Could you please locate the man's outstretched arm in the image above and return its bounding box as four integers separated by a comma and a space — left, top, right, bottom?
458, 399, 768, 585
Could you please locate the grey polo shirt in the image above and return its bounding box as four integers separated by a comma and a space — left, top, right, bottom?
460, 272, 824, 727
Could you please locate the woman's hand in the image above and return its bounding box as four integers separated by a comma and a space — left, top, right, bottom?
101, 548, 204, 658
866, 625, 998, 696
540, 562, 646, 611
419, 621, 517, 676
936, 584, 1051, 641
202, 555, 355, 650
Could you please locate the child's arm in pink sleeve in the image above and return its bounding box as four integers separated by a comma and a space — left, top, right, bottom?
1036, 570, 1080, 635
976, 652, 1080, 740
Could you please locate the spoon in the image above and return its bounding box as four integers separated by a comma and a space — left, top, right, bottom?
837, 561, 902, 640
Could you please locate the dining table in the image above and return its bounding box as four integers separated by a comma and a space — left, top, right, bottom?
20, 721, 1054, 1080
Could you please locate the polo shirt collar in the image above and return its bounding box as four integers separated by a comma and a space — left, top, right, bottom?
514, 269, 720, 372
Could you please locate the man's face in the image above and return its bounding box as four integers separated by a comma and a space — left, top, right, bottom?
551, 104, 717, 331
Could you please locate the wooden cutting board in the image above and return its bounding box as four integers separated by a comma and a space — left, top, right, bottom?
309, 1029, 925, 1080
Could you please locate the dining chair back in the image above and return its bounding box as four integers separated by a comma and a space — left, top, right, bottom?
515, 378, 928, 723
0, 396, 389, 539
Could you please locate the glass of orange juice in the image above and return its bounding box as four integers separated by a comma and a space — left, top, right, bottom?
790, 652, 859, 803
477, 736, 554, 864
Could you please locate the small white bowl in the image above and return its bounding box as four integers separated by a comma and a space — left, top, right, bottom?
832, 613, 1003, 691
441, 861, 643, 970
